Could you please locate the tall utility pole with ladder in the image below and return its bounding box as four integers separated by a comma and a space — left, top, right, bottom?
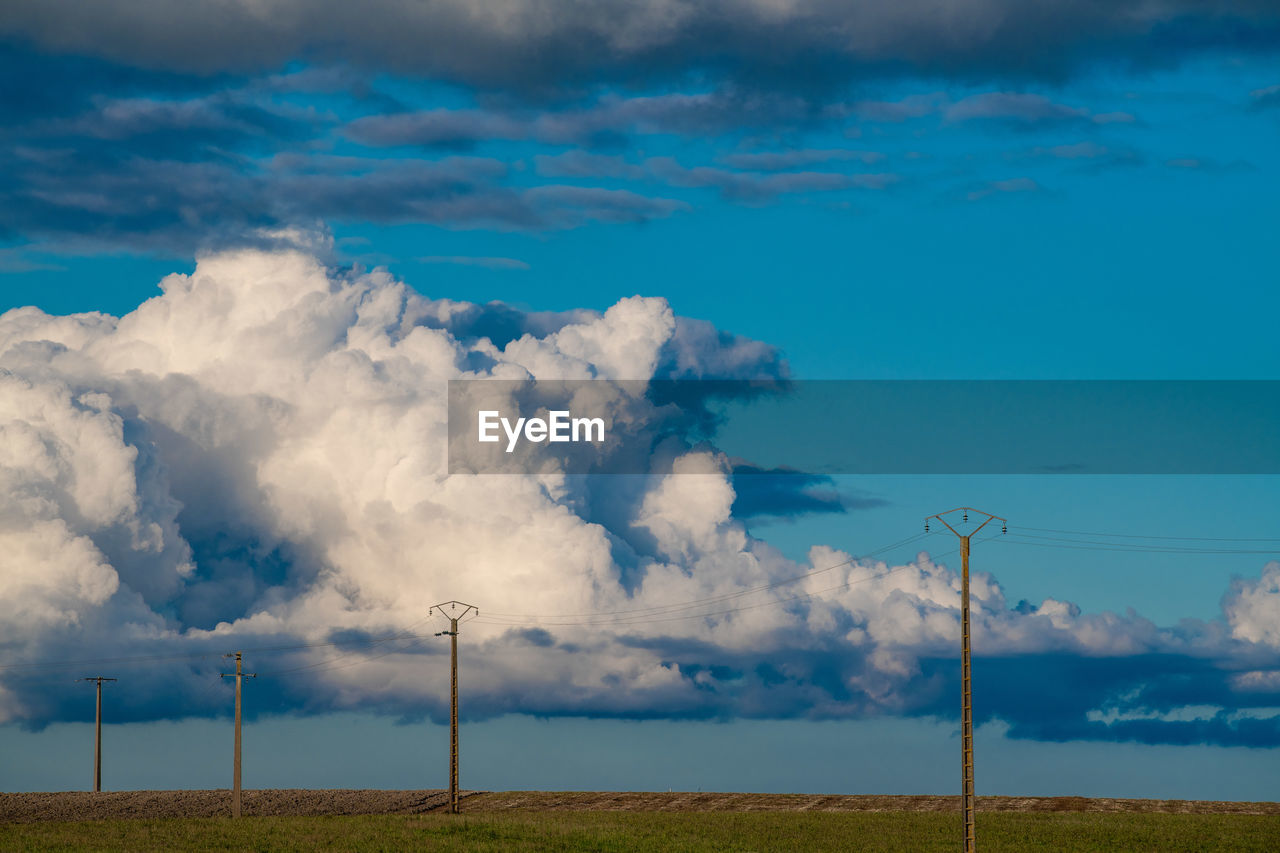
925, 507, 1005, 853
220, 652, 256, 818
77, 677, 116, 792
431, 600, 478, 814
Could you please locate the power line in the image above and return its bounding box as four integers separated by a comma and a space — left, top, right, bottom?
257, 615, 435, 677
480, 532, 930, 625
475, 536, 979, 630
0, 650, 224, 674
266, 635, 430, 678
1010, 524, 1280, 543
0, 629, 439, 674
3, 521, 1267, 677
995, 535, 1276, 555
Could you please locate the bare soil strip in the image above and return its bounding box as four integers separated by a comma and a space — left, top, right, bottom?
0, 789, 458, 823
472, 792, 1280, 815
1, 790, 1276, 823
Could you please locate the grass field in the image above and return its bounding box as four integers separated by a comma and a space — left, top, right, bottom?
3, 810, 1279, 852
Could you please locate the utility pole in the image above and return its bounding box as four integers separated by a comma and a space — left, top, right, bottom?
430, 601, 478, 814
76, 677, 116, 792
925, 507, 1005, 853
220, 652, 256, 818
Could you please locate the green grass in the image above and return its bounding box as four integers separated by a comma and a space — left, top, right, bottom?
2, 811, 1278, 852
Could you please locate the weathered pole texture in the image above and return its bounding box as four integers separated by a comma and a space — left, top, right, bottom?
234, 655, 243, 817
95, 679, 103, 793
960, 535, 975, 853
450, 616, 459, 815
78, 677, 116, 792
220, 652, 256, 818
431, 601, 478, 815
923, 507, 1005, 853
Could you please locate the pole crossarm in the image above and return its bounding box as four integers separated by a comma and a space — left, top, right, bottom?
219, 652, 258, 682
925, 506, 1007, 538
925, 507, 1005, 853
430, 601, 479, 621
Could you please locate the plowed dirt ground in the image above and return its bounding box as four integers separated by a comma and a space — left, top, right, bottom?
2, 790, 1277, 823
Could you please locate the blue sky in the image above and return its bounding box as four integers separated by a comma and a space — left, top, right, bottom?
1, 2, 1278, 799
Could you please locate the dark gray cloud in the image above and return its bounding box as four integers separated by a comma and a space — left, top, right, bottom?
720, 148, 885, 171
0, 147, 689, 252
531, 147, 898, 201
1018, 141, 1145, 172
417, 255, 531, 271
344, 109, 529, 149
847, 90, 1139, 132
0, 51, 863, 254
3, 1, 1277, 90
849, 93, 947, 123
969, 654, 1280, 747
0, 7, 1269, 259
646, 156, 895, 203
729, 466, 889, 520
945, 92, 1135, 128
343, 90, 827, 149
0, 42, 237, 124
62, 95, 316, 149
534, 151, 647, 180
523, 185, 689, 226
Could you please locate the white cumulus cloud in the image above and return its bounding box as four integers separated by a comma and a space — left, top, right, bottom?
0, 242, 1276, 747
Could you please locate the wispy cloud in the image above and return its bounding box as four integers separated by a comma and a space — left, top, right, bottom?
533, 151, 647, 180
417, 255, 531, 270
1249, 83, 1280, 109
1164, 156, 1254, 172
946, 93, 1135, 128
1016, 141, 1144, 172
343, 91, 825, 149
964, 176, 1043, 202
647, 156, 896, 202
719, 149, 885, 171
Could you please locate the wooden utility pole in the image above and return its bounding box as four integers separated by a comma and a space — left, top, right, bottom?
430, 601, 478, 814
220, 652, 256, 818
925, 507, 1005, 853
77, 677, 116, 792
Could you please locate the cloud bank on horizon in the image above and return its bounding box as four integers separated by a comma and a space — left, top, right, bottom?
1, 240, 1277, 746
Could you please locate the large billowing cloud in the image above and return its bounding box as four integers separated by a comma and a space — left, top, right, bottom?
2, 1, 1277, 88
1, 240, 1277, 745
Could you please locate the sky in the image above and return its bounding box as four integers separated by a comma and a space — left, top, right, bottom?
1, 2, 1278, 800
